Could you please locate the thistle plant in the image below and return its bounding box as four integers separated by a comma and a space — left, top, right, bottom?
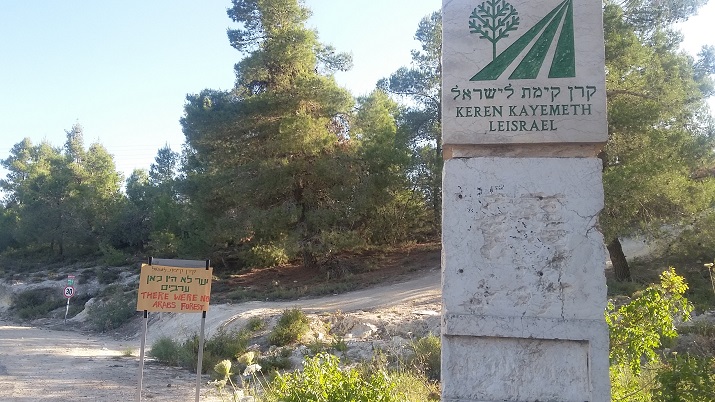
210, 356, 263, 401
210, 360, 237, 400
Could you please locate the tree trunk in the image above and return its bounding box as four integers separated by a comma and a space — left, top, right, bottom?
607, 237, 631, 281
295, 185, 317, 271
301, 248, 317, 270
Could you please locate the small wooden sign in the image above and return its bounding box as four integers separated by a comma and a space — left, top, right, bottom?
136, 264, 213, 313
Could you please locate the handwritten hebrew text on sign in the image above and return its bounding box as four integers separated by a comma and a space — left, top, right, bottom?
136, 264, 213, 313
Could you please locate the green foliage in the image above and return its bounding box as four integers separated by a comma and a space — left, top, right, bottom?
95, 266, 120, 285
0, 125, 123, 259
600, 0, 715, 280
257, 347, 293, 373
183, 0, 359, 269
378, 12, 442, 231
391, 371, 441, 402
87, 287, 137, 331
183, 329, 252, 373
653, 354, 715, 401
408, 334, 441, 381
241, 244, 290, 268
11, 288, 65, 320
264, 353, 401, 402
269, 308, 310, 346
246, 316, 266, 332
98, 243, 126, 267
609, 361, 660, 401
149, 336, 186, 366
150, 328, 252, 374
351, 91, 433, 245
606, 267, 692, 373
147, 231, 179, 258
331, 336, 348, 353
306, 337, 330, 355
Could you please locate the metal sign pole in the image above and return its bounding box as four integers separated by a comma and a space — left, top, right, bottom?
136, 310, 148, 402
136, 258, 153, 402
64, 275, 76, 325
64, 297, 70, 325
195, 310, 207, 402
194, 259, 210, 402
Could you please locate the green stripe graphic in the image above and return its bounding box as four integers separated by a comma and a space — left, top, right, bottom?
549, 0, 575, 78
470, 0, 576, 81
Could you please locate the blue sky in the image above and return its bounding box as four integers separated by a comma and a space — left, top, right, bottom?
0, 0, 441, 180
0, 0, 713, 183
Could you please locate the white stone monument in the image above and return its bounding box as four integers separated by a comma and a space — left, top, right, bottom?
441, 0, 610, 400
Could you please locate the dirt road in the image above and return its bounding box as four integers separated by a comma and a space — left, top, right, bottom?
0, 321, 223, 401
0, 269, 440, 401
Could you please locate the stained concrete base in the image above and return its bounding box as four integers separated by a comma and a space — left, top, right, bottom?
442, 157, 609, 402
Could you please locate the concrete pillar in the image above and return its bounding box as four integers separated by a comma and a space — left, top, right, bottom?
442, 157, 609, 401
441, 0, 610, 399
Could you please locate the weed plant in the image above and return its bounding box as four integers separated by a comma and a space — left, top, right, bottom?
263, 352, 400, 402
653, 353, 715, 401
149, 336, 187, 366
268, 308, 310, 346
408, 334, 441, 381
183, 329, 252, 373
256, 347, 293, 374
246, 316, 266, 331
150, 329, 252, 373
87, 287, 137, 331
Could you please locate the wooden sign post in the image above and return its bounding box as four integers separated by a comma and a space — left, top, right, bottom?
136, 258, 212, 402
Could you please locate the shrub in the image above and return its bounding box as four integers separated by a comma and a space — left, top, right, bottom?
11, 288, 65, 319
391, 371, 441, 402
246, 316, 266, 332
653, 354, 715, 402
264, 353, 401, 402
95, 267, 120, 285
149, 336, 185, 366
609, 361, 661, 401
205, 329, 250, 364
99, 243, 126, 267
269, 308, 310, 346
408, 334, 441, 381
257, 347, 293, 373
87, 288, 137, 331
148, 231, 178, 258
606, 267, 692, 374
180, 329, 251, 373
241, 244, 290, 268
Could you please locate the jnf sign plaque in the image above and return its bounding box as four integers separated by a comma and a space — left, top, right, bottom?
136, 264, 213, 313
442, 0, 607, 145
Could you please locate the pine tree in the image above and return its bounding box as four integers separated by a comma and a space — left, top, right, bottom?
601, 0, 715, 280
182, 0, 354, 268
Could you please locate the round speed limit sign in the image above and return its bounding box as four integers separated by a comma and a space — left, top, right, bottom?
63, 286, 75, 299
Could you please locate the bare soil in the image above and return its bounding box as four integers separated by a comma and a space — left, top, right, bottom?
211, 243, 441, 301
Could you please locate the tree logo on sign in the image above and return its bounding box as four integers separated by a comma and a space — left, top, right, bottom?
470, 0, 576, 81
469, 0, 520, 61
